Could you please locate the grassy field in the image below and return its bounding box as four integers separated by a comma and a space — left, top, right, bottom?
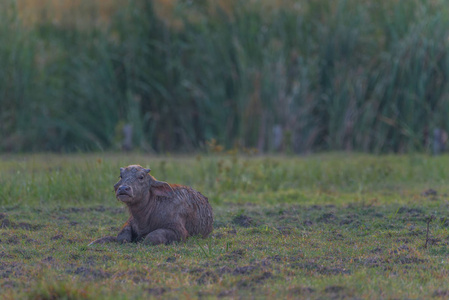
1, 153, 449, 299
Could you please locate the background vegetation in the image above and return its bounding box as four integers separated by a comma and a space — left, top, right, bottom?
2, 0, 449, 153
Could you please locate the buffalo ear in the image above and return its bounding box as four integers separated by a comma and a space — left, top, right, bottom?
150, 180, 174, 197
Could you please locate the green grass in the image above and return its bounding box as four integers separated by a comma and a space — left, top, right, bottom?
1, 153, 449, 299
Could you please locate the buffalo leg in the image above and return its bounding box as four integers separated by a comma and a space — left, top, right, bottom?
143, 228, 185, 245
117, 224, 133, 243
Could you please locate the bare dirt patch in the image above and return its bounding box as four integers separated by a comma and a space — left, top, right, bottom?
218, 289, 236, 297
216, 266, 232, 275
290, 260, 350, 276
232, 215, 254, 227
421, 189, 437, 197
220, 249, 246, 261
324, 285, 348, 298
51, 234, 64, 241
68, 266, 111, 280
197, 271, 218, 285
277, 226, 293, 235
398, 206, 423, 216
303, 220, 313, 226
0, 251, 14, 259
166, 256, 176, 263
0, 263, 25, 279
317, 212, 337, 223
1, 219, 12, 229
146, 287, 169, 296
288, 287, 315, 296
233, 265, 258, 275
433, 289, 449, 298
0, 218, 43, 231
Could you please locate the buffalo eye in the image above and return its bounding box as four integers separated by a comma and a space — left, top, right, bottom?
139, 175, 144, 180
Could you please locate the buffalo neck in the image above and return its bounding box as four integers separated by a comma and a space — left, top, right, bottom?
126, 193, 154, 228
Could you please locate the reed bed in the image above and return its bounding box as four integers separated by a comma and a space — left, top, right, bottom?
1, 0, 449, 153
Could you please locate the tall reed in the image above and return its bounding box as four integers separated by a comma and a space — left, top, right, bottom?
1, 0, 449, 153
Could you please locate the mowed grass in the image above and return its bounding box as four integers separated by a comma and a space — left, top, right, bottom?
1, 153, 449, 299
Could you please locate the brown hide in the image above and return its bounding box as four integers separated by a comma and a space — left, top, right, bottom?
89, 165, 213, 246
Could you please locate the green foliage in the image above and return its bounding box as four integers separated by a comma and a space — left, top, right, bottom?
1, 0, 449, 152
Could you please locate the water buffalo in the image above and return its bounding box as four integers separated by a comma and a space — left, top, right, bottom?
89, 165, 213, 245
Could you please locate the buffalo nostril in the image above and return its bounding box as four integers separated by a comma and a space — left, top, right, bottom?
118, 185, 131, 194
